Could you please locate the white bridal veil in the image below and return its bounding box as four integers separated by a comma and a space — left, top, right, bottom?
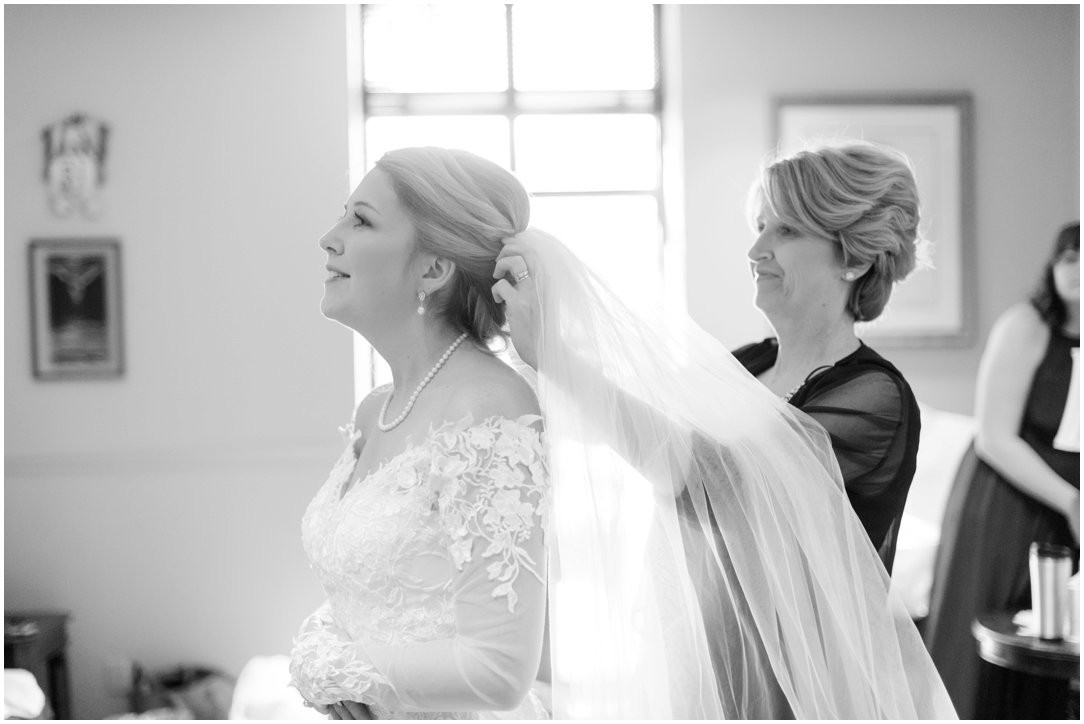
516, 230, 956, 719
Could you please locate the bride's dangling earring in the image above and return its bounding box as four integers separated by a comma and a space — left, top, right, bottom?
417, 290, 426, 315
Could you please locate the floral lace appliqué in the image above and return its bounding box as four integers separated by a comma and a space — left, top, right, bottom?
290, 603, 392, 707
432, 415, 547, 613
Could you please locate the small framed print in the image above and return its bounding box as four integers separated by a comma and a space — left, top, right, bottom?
29, 238, 124, 379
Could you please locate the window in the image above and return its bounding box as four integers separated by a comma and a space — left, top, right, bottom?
353, 4, 664, 393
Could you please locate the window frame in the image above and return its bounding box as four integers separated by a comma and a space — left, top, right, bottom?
354, 3, 666, 392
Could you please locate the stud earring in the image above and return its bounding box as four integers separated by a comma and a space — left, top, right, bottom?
416, 290, 426, 315
843, 271, 856, 281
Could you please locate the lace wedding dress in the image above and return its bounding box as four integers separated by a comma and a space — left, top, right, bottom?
289, 407, 551, 719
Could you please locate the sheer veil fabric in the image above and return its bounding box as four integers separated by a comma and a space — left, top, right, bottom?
516, 230, 956, 719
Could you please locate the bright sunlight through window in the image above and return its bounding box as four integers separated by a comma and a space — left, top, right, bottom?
355, 4, 664, 392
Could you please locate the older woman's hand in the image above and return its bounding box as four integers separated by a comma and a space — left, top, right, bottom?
492, 230, 548, 370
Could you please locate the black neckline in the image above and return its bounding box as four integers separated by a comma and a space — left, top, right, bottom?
765, 337, 869, 368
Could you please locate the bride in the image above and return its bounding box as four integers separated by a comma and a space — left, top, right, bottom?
289, 146, 956, 719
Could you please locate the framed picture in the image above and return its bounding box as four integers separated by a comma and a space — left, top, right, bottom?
29, 238, 124, 379
773, 94, 975, 346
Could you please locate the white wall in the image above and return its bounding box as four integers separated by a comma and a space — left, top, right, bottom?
673, 4, 1079, 414
4, 5, 354, 718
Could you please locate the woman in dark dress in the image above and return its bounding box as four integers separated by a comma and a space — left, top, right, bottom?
923, 222, 1080, 719
734, 142, 923, 575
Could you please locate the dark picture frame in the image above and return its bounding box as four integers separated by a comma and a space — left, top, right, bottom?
29, 238, 124, 379
773, 93, 976, 347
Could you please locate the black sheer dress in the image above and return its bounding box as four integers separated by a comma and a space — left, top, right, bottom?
923, 326, 1079, 719
733, 338, 921, 575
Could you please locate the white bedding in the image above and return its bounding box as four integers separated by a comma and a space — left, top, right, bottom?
4, 668, 46, 720
228, 655, 324, 720
891, 404, 975, 619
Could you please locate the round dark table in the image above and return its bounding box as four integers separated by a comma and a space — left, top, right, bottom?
972, 611, 1079, 680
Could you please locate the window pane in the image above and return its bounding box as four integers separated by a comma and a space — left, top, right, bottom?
530, 195, 661, 301
512, 5, 655, 91
363, 5, 508, 92
515, 114, 658, 192
366, 116, 511, 169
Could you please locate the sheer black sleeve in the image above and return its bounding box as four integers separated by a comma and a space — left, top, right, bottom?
791, 361, 921, 574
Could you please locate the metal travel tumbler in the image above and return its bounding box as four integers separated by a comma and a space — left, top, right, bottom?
1029, 542, 1072, 640
1068, 574, 1080, 642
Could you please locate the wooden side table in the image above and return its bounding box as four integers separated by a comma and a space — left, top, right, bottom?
972, 611, 1080, 679
973, 611, 1079, 719
4, 611, 72, 719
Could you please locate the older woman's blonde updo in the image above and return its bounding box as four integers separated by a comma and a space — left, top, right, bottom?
375, 147, 530, 345
752, 141, 925, 322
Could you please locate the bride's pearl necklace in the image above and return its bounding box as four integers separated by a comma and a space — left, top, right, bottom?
378, 332, 469, 432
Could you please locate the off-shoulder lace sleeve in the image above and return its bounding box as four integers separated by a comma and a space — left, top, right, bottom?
434, 415, 548, 613
290, 415, 548, 712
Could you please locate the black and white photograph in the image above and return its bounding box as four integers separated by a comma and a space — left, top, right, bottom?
29, 238, 123, 379
4, 4, 1078, 721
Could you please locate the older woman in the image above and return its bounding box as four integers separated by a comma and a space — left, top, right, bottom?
734, 142, 923, 574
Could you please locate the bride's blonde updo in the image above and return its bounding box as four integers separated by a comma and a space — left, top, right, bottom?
376, 147, 530, 345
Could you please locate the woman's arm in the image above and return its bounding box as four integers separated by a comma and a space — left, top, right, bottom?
973, 304, 1080, 541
